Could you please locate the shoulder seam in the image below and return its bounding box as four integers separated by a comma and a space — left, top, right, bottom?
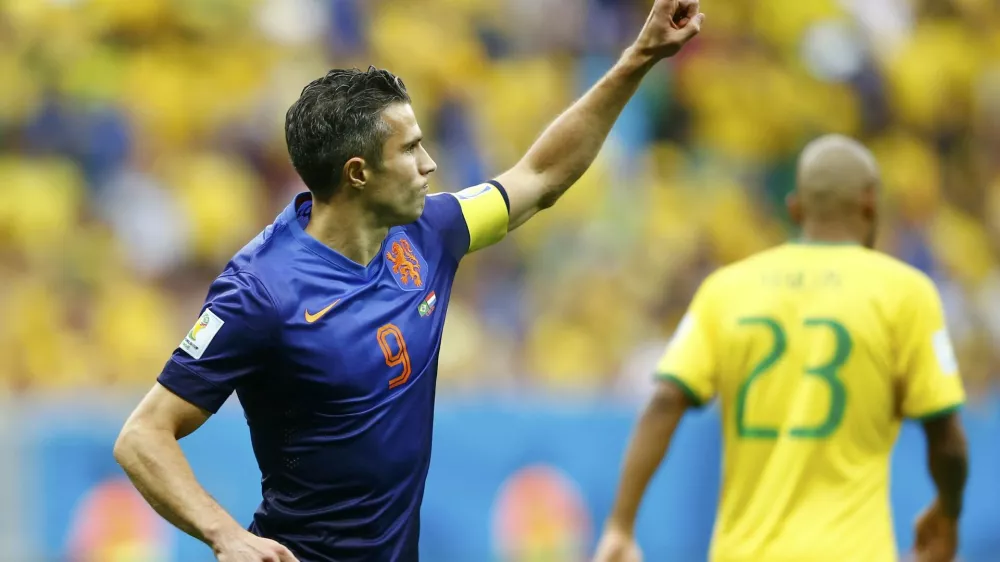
224, 221, 289, 315
241, 271, 282, 317
216, 271, 282, 339
419, 192, 466, 266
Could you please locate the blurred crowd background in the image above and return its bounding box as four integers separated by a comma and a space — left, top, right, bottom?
2, 0, 1000, 403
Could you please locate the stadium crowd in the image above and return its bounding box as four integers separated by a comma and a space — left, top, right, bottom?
1, 0, 999, 402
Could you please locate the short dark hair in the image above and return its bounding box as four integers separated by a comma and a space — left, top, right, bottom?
285, 66, 410, 200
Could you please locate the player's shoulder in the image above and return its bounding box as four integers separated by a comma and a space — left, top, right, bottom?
230, 219, 293, 277
854, 248, 938, 295
406, 187, 487, 260
813, 245, 941, 305
686, 262, 746, 310
419, 191, 462, 223
211, 208, 302, 315
697, 245, 787, 293
398, 192, 462, 249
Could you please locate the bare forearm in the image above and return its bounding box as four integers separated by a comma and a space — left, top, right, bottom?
921, 414, 968, 519
607, 387, 685, 532
114, 426, 242, 547
518, 48, 655, 201
928, 440, 968, 519
500, 1, 702, 228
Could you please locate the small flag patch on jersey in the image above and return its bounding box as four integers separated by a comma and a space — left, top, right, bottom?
180, 308, 224, 360
418, 291, 437, 317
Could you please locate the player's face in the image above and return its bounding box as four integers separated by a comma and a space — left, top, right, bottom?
366, 103, 437, 225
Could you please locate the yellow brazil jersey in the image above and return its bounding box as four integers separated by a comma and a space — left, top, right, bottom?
655, 242, 965, 562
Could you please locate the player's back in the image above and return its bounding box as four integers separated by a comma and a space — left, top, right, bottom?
661, 242, 964, 562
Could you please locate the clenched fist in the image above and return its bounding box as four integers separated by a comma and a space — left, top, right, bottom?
632, 0, 704, 60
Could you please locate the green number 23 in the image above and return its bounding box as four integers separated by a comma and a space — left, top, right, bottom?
735, 317, 851, 440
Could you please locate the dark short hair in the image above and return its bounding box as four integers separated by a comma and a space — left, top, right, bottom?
285, 66, 411, 200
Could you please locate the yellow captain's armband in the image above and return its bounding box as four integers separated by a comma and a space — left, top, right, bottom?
453, 182, 509, 253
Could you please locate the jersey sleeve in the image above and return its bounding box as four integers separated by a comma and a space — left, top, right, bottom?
895, 275, 966, 420
654, 280, 719, 407
157, 272, 278, 414
423, 180, 510, 261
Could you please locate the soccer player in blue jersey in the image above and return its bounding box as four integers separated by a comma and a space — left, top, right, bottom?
112, 2, 704, 561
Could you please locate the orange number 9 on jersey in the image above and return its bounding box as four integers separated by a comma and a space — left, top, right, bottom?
377, 324, 412, 389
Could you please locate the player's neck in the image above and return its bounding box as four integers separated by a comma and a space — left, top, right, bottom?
798, 221, 864, 246
305, 198, 389, 267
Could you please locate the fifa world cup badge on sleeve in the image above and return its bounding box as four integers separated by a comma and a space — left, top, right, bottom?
669, 313, 695, 350
181, 309, 225, 360
933, 328, 958, 375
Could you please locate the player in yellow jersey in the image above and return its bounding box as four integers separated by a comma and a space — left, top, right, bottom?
594, 135, 969, 562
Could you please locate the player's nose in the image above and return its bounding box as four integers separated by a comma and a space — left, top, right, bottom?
419, 146, 437, 176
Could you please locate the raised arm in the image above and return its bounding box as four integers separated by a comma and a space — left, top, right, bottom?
497, 0, 704, 230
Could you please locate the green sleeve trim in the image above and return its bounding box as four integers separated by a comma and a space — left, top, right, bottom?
911, 403, 964, 422
655, 373, 706, 408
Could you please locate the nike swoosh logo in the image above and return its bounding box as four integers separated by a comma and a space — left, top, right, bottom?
304, 299, 341, 324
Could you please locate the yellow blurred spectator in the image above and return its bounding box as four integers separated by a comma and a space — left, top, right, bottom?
87, 0, 172, 36
884, 19, 986, 129
751, 0, 842, 52
0, 48, 43, 124
122, 39, 268, 149
682, 51, 831, 161
526, 313, 608, 393
165, 151, 265, 264
928, 205, 996, 287
869, 131, 942, 224
0, 0, 998, 395
699, 183, 781, 264
474, 57, 575, 166
369, 0, 489, 111
0, 273, 96, 390
0, 157, 85, 259
90, 273, 178, 387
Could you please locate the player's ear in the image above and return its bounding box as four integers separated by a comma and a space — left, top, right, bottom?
860, 183, 878, 219
786, 191, 803, 226
343, 157, 368, 191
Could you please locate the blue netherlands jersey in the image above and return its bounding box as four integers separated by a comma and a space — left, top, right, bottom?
157, 182, 510, 562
